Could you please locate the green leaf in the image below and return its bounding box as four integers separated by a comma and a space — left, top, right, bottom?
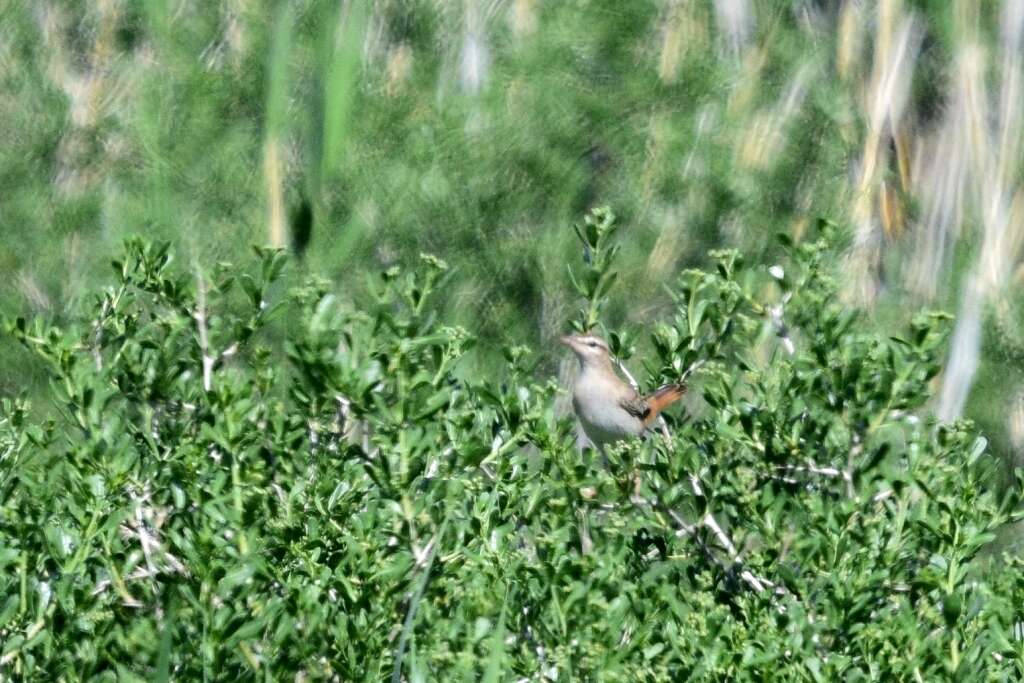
482, 601, 508, 683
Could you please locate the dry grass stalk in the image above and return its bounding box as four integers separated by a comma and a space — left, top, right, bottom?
735, 62, 813, 172
658, 0, 708, 84
939, 0, 1024, 420
843, 0, 920, 306
40, 2, 127, 196
713, 0, 754, 56
836, 0, 865, 82
511, 0, 537, 38
263, 137, 286, 248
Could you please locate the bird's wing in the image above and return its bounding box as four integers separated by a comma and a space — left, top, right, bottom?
618, 393, 652, 421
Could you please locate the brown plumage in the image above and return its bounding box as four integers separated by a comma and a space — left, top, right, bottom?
626, 383, 688, 426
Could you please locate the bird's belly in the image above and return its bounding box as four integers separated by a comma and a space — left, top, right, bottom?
573, 394, 644, 447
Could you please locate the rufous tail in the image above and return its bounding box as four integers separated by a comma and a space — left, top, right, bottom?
642, 383, 687, 426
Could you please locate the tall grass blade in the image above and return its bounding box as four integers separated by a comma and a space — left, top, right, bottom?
263, 1, 292, 248
319, 1, 366, 190
482, 599, 508, 683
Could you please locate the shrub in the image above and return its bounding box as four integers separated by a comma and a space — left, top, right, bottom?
2, 211, 1022, 680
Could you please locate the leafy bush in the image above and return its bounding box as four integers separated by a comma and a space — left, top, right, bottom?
2, 211, 1022, 680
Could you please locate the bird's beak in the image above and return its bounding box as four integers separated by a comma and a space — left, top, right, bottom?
559, 335, 575, 347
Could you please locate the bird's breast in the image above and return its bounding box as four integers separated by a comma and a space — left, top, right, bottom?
572, 373, 645, 446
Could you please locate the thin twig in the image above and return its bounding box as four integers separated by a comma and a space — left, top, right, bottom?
613, 357, 642, 392
614, 353, 771, 594
684, 472, 771, 592
650, 494, 773, 594
194, 269, 214, 392
768, 300, 796, 356
845, 437, 861, 498
91, 297, 108, 371
679, 358, 708, 382
776, 462, 850, 480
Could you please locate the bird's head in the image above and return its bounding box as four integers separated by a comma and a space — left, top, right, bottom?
559, 333, 613, 369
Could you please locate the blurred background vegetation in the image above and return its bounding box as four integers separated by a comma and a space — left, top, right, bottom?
2, 0, 1023, 473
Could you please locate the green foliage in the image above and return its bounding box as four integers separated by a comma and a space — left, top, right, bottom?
0, 1, 853, 382
568, 206, 622, 334
2, 218, 1022, 680
4, 0, 1024, 471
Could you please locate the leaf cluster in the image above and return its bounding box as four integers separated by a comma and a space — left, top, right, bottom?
1, 225, 1022, 680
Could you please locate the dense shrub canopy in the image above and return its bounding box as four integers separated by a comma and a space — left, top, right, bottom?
2, 218, 1023, 680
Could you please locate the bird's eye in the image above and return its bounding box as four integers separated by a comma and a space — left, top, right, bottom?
588, 341, 597, 348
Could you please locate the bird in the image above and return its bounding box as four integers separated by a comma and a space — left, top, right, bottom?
560, 333, 687, 452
